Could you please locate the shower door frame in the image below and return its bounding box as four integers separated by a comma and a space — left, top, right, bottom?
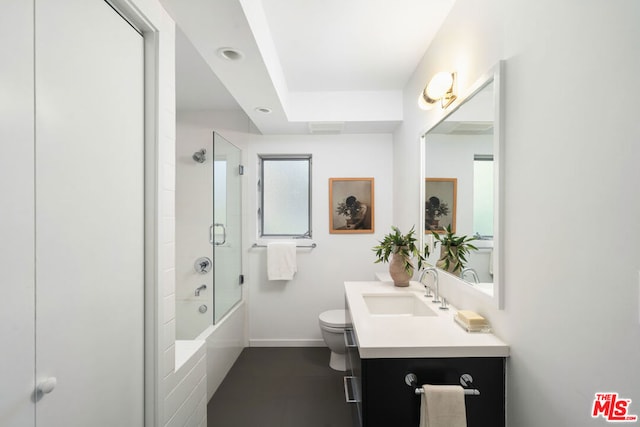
213, 132, 243, 324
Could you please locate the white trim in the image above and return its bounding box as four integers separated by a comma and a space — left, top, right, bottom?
96, 2, 171, 426
249, 339, 326, 347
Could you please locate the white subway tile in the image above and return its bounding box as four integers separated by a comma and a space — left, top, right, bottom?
163, 268, 175, 297
160, 242, 175, 270
163, 163, 175, 191
163, 319, 175, 351
183, 393, 207, 427
163, 344, 175, 378
164, 353, 206, 424
163, 294, 175, 321
162, 216, 175, 244
165, 377, 206, 427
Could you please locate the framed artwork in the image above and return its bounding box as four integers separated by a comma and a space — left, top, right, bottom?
425, 178, 457, 233
329, 178, 374, 234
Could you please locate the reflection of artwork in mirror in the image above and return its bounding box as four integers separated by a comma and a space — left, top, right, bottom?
329, 178, 374, 234
425, 178, 457, 233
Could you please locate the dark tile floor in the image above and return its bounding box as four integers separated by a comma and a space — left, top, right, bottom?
207, 347, 353, 427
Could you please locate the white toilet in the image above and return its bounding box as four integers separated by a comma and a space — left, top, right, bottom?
318, 309, 352, 371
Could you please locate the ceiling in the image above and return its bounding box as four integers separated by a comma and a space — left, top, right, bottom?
163, 0, 456, 134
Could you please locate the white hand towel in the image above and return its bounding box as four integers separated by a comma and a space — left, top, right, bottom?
267, 241, 297, 281
420, 384, 467, 427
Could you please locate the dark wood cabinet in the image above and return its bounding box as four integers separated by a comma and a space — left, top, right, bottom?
345, 329, 506, 427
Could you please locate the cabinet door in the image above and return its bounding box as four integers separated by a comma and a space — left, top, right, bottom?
362, 358, 505, 427
34, 1, 144, 425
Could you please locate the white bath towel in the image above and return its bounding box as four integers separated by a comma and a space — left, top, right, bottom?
420, 384, 467, 427
267, 241, 297, 280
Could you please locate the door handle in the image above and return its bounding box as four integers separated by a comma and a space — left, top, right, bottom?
37, 377, 57, 394
213, 223, 226, 246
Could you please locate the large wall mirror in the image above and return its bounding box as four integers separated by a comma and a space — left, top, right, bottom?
420, 61, 504, 308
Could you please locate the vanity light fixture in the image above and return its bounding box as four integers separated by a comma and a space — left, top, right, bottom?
420, 71, 457, 109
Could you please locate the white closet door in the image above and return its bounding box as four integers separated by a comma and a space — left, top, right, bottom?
0, 1, 35, 426
35, 1, 144, 426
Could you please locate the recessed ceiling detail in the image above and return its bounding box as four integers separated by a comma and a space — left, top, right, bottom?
162, 0, 456, 134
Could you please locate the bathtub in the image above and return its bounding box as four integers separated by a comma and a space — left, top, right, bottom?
194, 301, 246, 400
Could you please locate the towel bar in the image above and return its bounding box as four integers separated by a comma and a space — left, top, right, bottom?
405, 373, 480, 396
251, 242, 317, 248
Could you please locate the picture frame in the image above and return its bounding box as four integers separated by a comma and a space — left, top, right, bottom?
329, 178, 374, 234
425, 178, 457, 233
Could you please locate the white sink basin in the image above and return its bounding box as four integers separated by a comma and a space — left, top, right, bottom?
362, 293, 437, 317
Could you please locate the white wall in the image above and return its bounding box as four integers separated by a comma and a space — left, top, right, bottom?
246, 133, 394, 345
394, 0, 640, 425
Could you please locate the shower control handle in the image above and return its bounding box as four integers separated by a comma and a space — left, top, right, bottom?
194, 257, 212, 274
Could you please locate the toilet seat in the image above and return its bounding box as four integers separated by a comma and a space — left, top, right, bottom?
319, 309, 351, 329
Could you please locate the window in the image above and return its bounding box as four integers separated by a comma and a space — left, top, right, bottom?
259, 155, 312, 237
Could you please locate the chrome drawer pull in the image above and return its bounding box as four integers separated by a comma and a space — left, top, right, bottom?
343, 376, 360, 403
344, 328, 357, 348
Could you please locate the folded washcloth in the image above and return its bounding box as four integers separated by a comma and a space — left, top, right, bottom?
420, 384, 467, 427
267, 241, 297, 280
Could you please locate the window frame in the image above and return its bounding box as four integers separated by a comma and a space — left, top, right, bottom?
258, 154, 312, 238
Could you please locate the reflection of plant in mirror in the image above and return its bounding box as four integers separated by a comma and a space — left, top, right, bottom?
432, 225, 477, 274
373, 226, 429, 273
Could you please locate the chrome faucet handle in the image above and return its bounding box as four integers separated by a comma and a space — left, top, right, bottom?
439, 297, 449, 310
421, 267, 440, 303
423, 283, 433, 298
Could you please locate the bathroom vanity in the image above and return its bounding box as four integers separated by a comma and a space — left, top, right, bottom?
344, 281, 509, 427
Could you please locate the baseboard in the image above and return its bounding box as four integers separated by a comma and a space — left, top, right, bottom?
249, 338, 325, 347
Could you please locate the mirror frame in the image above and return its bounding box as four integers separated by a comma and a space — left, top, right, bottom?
419, 61, 504, 309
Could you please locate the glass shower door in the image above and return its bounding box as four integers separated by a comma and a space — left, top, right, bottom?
213, 133, 242, 323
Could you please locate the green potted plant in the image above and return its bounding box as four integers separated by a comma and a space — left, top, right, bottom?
431, 225, 478, 274
373, 226, 429, 287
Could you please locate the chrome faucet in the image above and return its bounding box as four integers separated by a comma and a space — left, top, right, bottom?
417, 268, 433, 298
419, 267, 440, 303
195, 284, 207, 296
461, 268, 480, 284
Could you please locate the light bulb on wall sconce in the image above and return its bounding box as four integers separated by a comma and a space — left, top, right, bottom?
419, 71, 457, 109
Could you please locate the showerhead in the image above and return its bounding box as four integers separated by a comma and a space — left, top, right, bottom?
192, 149, 206, 163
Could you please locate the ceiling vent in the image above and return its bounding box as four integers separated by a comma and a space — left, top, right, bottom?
308, 121, 345, 134
450, 121, 493, 134
432, 121, 493, 135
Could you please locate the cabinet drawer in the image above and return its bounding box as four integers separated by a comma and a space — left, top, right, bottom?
344, 375, 363, 427
344, 328, 358, 348
345, 329, 361, 378
343, 375, 361, 403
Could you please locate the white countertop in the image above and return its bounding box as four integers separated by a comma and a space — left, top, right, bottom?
345, 280, 510, 359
